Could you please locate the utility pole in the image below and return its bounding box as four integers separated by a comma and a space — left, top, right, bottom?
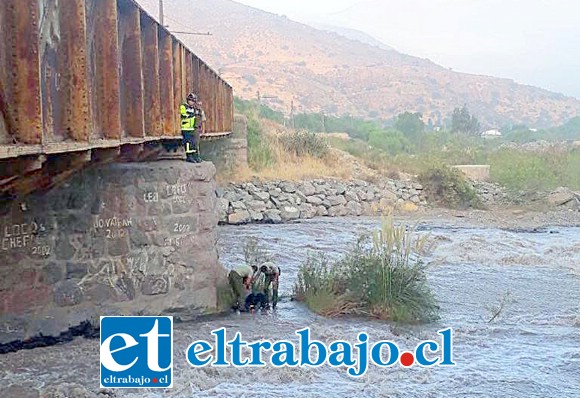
159, 0, 164, 26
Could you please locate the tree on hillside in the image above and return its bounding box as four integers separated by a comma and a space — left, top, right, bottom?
451, 106, 481, 135
395, 112, 425, 137
368, 128, 411, 155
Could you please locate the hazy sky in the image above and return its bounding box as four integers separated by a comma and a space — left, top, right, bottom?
236, 0, 580, 98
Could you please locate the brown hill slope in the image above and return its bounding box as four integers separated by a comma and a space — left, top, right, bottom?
137, 0, 580, 128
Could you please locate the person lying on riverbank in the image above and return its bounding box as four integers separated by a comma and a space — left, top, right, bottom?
244, 271, 269, 312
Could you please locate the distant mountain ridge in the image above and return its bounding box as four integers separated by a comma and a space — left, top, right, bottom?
308, 23, 397, 52
136, 0, 580, 128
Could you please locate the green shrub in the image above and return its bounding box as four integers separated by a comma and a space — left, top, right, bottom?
278, 130, 329, 158
293, 217, 439, 323
419, 164, 482, 209
247, 116, 275, 170
368, 128, 411, 155
243, 237, 274, 268
489, 149, 580, 191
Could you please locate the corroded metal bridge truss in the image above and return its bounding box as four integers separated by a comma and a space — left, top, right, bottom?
0, 0, 234, 199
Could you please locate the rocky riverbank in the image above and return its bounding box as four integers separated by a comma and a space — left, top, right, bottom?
216, 177, 579, 226
216, 179, 428, 225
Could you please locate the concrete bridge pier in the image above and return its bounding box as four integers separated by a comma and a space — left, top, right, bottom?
0, 161, 228, 347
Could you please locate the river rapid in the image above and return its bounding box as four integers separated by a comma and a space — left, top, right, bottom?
1, 217, 579, 398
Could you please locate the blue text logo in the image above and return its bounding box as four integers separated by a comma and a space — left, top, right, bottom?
100, 316, 173, 388
186, 327, 455, 377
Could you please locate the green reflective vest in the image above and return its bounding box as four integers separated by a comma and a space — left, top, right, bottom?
180, 104, 196, 131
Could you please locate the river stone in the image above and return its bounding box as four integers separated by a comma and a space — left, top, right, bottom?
334, 183, 347, 195
345, 190, 359, 202
327, 195, 347, 207
547, 187, 575, 206
249, 210, 264, 222
223, 190, 240, 202
402, 192, 411, 201
314, 183, 328, 195
228, 210, 251, 225
316, 206, 328, 217
54, 281, 83, 307
252, 191, 270, 202
382, 190, 398, 203
280, 182, 296, 193
410, 195, 421, 204
365, 190, 375, 201
299, 203, 317, 219
356, 189, 367, 201
270, 196, 283, 208
413, 183, 424, 190
217, 198, 229, 223
303, 182, 317, 196
353, 179, 368, 187
295, 190, 307, 203
245, 182, 258, 193
306, 196, 323, 205
248, 200, 268, 212
231, 201, 247, 210
279, 193, 296, 205
264, 210, 283, 224
328, 205, 348, 217
280, 206, 300, 221
346, 201, 363, 216
269, 188, 282, 198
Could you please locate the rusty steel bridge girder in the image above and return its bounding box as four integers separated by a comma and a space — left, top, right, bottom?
0, 0, 234, 162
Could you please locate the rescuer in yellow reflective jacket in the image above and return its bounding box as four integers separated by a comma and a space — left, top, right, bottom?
180, 93, 202, 163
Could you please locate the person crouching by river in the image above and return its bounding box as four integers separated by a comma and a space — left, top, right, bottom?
228, 264, 258, 311
260, 262, 281, 309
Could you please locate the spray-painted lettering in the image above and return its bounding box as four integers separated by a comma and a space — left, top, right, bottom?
1, 222, 46, 252
144, 191, 159, 203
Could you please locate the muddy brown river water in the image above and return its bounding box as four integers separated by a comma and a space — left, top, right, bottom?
1, 217, 579, 398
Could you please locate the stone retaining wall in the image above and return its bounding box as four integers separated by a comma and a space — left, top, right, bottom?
217, 179, 427, 224
0, 161, 225, 345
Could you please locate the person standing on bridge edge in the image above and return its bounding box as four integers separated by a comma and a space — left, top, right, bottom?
180, 93, 202, 163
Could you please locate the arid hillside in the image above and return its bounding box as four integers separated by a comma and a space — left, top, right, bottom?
137, 0, 580, 128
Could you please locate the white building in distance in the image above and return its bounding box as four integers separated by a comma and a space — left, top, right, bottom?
481, 129, 502, 138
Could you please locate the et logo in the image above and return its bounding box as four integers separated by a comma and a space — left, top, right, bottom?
100, 316, 173, 389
